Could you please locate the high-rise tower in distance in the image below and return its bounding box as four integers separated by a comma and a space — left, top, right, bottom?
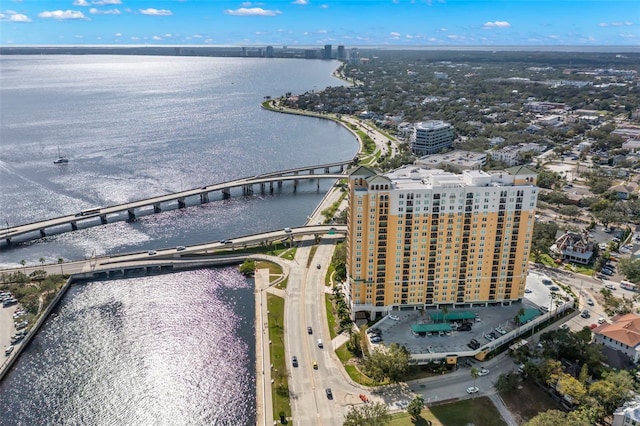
345, 165, 538, 320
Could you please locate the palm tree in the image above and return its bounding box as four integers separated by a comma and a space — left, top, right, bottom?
20, 259, 26, 273
58, 257, 64, 275
470, 367, 480, 392
39, 257, 45, 269
441, 306, 449, 324
514, 307, 525, 336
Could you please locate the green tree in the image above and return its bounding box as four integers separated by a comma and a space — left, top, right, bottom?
470, 367, 479, 390
617, 258, 640, 283
238, 259, 256, 276
346, 329, 363, 358
58, 257, 64, 275
343, 402, 391, 426
589, 370, 635, 417
361, 343, 410, 383
406, 395, 425, 420
524, 409, 591, 426
494, 372, 520, 393
556, 373, 587, 405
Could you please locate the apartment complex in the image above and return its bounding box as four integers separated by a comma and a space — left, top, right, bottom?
410, 120, 454, 155
346, 165, 538, 319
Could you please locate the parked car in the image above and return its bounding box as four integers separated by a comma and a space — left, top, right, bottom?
542, 279, 553, 286
312, 361, 318, 369
598, 317, 606, 324
550, 286, 560, 292
587, 298, 594, 306
367, 328, 380, 335
388, 314, 400, 321
307, 326, 313, 334
605, 283, 616, 290
600, 269, 614, 276
524, 288, 532, 293
467, 339, 480, 349
581, 310, 590, 318
325, 388, 333, 399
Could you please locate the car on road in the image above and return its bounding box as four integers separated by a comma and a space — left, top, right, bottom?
550, 286, 560, 292
466, 386, 479, 394
325, 388, 333, 399
317, 339, 323, 348
147, 250, 157, 255
604, 283, 616, 290
291, 356, 298, 367
284, 227, 292, 233
312, 361, 318, 369
388, 314, 400, 321
175, 246, 186, 251
478, 368, 489, 376
316, 264, 321, 269
524, 288, 532, 293
542, 279, 553, 286
560, 324, 569, 330
307, 326, 313, 334
587, 298, 594, 306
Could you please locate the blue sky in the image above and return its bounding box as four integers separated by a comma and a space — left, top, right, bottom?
1, 0, 638, 46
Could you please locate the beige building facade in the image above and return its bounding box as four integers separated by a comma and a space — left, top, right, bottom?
346, 165, 538, 319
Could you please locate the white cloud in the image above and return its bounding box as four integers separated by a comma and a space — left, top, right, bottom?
140, 8, 172, 16
38, 10, 86, 20
447, 34, 464, 40
483, 20, 511, 29
90, 8, 120, 15
600, 21, 633, 27
320, 4, 328, 8
317, 29, 327, 34
0, 10, 31, 22
619, 33, 637, 38
390, 31, 401, 37
292, 0, 308, 4
92, 0, 121, 5
73, 0, 90, 5
224, 7, 281, 16
114, 32, 121, 36
10, 13, 30, 21
152, 35, 162, 40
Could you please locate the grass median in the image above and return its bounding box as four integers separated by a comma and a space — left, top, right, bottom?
266, 293, 292, 424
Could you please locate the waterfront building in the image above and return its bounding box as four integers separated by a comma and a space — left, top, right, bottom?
324, 44, 332, 60
337, 45, 346, 60
345, 165, 538, 320
409, 120, 454, 155
266, 46, 274, 58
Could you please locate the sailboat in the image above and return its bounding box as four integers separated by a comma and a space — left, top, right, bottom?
53, 146, 69, 164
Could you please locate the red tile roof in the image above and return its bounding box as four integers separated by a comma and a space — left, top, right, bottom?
595, 313, 640, 348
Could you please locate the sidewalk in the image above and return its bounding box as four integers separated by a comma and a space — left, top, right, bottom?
254, 268, 272, 426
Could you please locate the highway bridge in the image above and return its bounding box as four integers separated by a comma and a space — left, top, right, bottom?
0, 225, 347, 279
1, 161, 352, 245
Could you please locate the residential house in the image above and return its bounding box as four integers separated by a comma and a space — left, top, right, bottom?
594, 313, 640, 365
551, 231, 594, 265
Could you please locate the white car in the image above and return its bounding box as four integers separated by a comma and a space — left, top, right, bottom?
466, 386, 479, 394
597, 317, 606, 324
388, 314, 400, 321
604, 284, 616, 290
478, 368, 489, 376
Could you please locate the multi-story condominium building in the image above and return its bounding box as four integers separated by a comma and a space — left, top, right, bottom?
346, 165, 538, 320
410, 121, 454, 155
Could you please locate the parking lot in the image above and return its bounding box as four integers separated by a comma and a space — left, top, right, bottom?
368, 271, 571, 356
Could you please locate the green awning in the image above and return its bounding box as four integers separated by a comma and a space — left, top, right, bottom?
518, 308, 542, 324
411, 323, 453, 333
429, 311, 476, 322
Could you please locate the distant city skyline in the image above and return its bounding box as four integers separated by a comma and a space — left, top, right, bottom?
1, 0, 638, 47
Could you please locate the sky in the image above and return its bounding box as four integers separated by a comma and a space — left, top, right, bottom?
1, 0, 639, 46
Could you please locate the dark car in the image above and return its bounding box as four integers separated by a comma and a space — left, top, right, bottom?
316, 264, 321, 269
550, 286, 560, 292
325, 388, 333, 399
459, 323, 472, 331
600, 269, 614, 276
367, 328, 381, 335
291, 356, 298, 367
307, 326, 313, 334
